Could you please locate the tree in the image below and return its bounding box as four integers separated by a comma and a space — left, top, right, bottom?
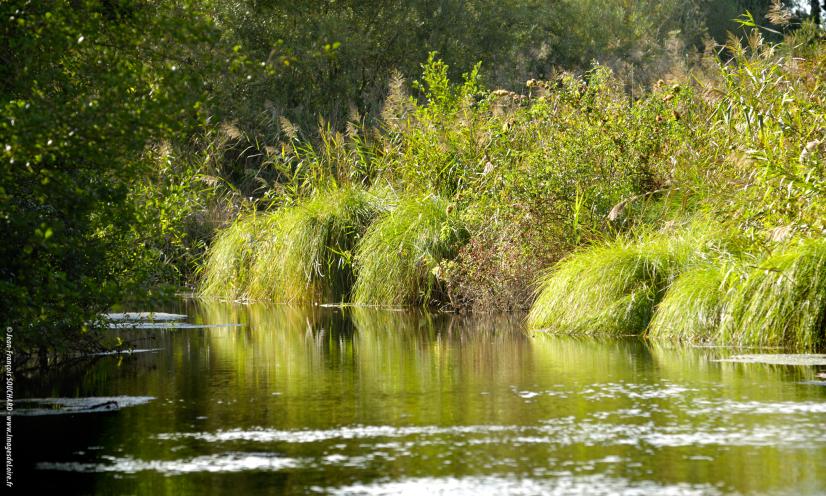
0, 0, 219, 363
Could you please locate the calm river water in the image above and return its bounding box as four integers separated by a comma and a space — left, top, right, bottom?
14, 299, 826, 495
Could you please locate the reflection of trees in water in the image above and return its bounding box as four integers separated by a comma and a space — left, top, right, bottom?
185, 303, 543, 425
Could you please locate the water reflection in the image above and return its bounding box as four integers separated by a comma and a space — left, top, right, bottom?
15, 300, 826, 495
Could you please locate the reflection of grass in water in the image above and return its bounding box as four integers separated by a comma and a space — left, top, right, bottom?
353, 195, 468, 306
530, 334, 653, 378
350, 307, 439, 336
194, 301, 358, 408
349, 307, 439, 368
349, 307, 537, 423
721, 239, 826, 350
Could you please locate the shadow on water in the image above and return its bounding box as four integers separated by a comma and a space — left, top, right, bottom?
12, 299, 826, 495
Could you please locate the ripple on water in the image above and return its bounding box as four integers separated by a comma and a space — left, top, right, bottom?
37, 453, 299, 475
154, 410, 826, 451
686, 399, 826, 416
155, 425, 516, 443
323, 475, 723, 496
579, 382, 694, 401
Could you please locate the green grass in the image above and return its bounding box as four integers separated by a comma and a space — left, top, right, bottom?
247, 186, 382, 303
646, 263, 734, 343
198, 213, 271, 299
721, 239, 826, 350
529, 224, 826, 350
353, 194, 468, 306
526, 231, 697, 335
243, 209, 287, 301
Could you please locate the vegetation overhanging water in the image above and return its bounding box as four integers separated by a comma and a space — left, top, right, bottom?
4, 2, 826, 493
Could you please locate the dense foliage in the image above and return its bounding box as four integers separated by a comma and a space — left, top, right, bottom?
0, 1, 225, 361
3, 0, 825, 362
528, 21, 826, 349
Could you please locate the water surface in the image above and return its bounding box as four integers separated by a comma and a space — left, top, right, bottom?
15, 300, 826, 494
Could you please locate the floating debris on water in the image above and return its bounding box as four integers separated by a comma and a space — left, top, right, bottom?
102, 311, 241, 329
5, 396, 155, 416
91, 348, 163, 356
107, 322, 242, 330
715, 354, 826, 366
105, 312, 187, 321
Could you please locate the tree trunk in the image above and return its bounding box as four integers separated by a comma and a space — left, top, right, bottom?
813, 0, 821, 26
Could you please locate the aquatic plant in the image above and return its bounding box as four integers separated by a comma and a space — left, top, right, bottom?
199, 214, 271, 299
526, 232, 697, 335
721, 239, 826, 350
353, 195, 468, 306
248, 186, 382, 303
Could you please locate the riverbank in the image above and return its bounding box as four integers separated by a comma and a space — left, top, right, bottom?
199, 30, 826, 350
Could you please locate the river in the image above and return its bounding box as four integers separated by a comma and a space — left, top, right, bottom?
13, 299, 826, 494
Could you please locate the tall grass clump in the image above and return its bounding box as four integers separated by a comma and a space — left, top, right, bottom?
527, 232, 698, 335
248, 186, 382, 303
646, 264, 735, 343
721, 239, 826, 350
353, 195, 468, 306
199, 214, 270, 299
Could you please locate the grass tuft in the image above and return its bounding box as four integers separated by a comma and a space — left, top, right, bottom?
526, 232, 697, 335
198, 213, 270, 299
646, 263, 735, 343
353, 195, 468, 306
248, 186, 382, 303
721, 239, 826, 350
